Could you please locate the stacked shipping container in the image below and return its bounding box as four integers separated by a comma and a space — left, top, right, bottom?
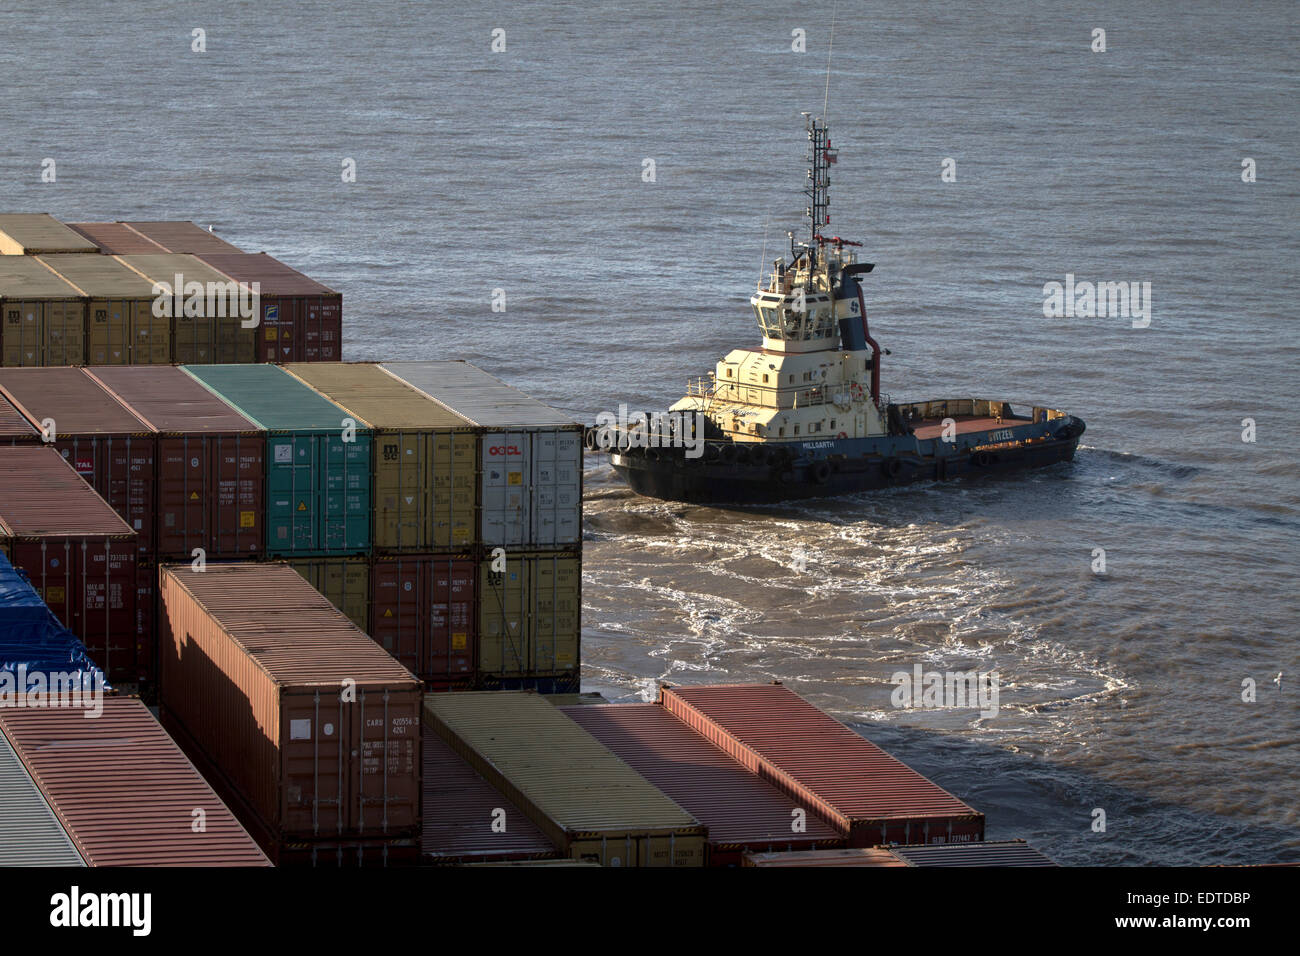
117, 254, 258, 364
0, 214, 99, 255
0, 256, 84, 366
182, 364, 370, 556
0, 447, 139, 687
0, 697, 270, 866
158, 562, 422, 865
0, 731, 85, 866
424, 692, 706, 867
382, 361, 583, 690
660, 683, 986, 846
39, 254, 170, 364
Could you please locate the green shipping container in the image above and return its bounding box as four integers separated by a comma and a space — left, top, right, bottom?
182, 364, 370, 556
478, 551, 581, 680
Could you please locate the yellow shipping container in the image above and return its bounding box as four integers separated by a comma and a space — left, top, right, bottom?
39, 254, 170, 364
478, 551, 580, 679
288, 556, 370, 632
0, 257, 84, 366
0, 214, 99, 255
283, 363, 478, 551
116, 254, 257, 364
424, 693, 706, 867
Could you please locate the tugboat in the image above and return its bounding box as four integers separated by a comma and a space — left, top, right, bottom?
591, 112, 1086, 505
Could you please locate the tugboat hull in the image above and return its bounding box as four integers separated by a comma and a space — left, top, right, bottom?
604, 408, 1085, 506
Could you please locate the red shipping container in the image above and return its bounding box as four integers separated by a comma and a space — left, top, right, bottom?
0, 446, 139, 686
198, 253, 341, 363
116, 220, 244, 255
370, 555, 476, 688
64, 222, 168, 255
564, 703, 845, 866
660, 683, 986, 846
0, 698, 270, 866
0, 391, 38, 444
0, 367, 156, 557
158, 562, 422, 866
88, 366, 265, 559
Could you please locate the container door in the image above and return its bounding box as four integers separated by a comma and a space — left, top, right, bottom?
133, 298, 171, 364
480, 431, 529, 547
530, 554, 580, 677
3, 301, 42, 365
282, 692, 347, 837
428, 557, 476, 685
267, 433, 319, 554
86, 299, 129, 365
321, 431, 369, 553
479, 554, 527, 678
531, 429, 582, 547
157, 435, 206, 558
212, 433, 263, 556
349, 689, 420, 837
173, 308, 216, 364
214, 313, 255, 364
369, 558, 424, 675
373, 430, 428, 551
46, 300, 84, 365
299, 297, 322, 363
430, 432, 476, 549
319, 297, 341, 362
80, 539, 137, 686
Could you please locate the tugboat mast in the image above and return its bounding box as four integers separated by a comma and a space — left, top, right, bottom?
799, 113, 834, 268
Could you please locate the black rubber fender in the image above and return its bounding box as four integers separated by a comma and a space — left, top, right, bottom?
811, 460, 832, 483
882, 458, 905, 479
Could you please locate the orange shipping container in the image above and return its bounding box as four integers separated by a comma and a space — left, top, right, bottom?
158, 562, 422, 865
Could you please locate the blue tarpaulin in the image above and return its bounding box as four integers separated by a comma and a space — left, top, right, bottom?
0, 551, 108, 687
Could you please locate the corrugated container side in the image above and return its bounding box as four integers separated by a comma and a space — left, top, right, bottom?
87, 365, 265, 559
660, 683, 985, 846
288, 555, 369, 632
158, 562, 422, 859
564, 703, 844, 865
478, 551, 580, 681
38, 254, 169, 364
424, 692, 706, 867
181, 364, 370, 556
0, 698, 270, 866
370, 554, 476, 687
0, 391, 38, 444
64, 222, 167, 255
198, 253, 341, 363
887, 840, 1057, 867
0, 367, 157, 557
0, 728, 84, 866
120, 221, 244, 256
0, 256, 85, 366
742, 848, 908, 867
282, 363, 477, 552
421, 728, 559, 864
0, 214, 99, 255
0, 447, 139, 686
116, 254, 257, 364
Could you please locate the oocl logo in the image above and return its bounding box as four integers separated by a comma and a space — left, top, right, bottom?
488, 445, 522, 456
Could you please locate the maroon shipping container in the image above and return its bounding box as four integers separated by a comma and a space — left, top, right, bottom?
158, 562, 422, 866
370, 555, 476, 688
0, 447, 139, 686
118, 220, 244, 255
0, 367, 156, 558
198, 253, 341, 363
0, 392, 38, 444
422, 727, 559, 864
563, 703, 844, 866
88, 366, 265, 558
64, 222, 168, 255
660, 683, 986, 846
0, 698, 270, 866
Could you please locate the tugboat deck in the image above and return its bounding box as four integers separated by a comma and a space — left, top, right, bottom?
910, 416, 1022, 440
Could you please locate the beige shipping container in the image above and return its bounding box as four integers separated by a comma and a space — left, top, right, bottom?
39, 254, 170, 364
284, 363, 478, 551
479, 551, 581, 680
288, 555, 370, 632
117, 254, 257, 364
0, 214, 99, 255
424, 692, 706, 866
158, 562, 423, 864
0, 257, 84, 366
